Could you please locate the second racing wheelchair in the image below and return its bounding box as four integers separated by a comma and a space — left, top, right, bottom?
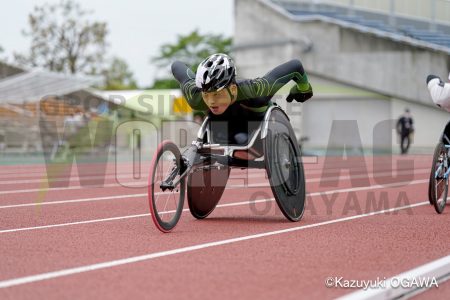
148, 104, 306, 232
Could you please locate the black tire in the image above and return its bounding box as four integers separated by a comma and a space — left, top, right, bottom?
428, 171, 434, 205
187, 165, 230, 219
264, 108, 306, 221
148, 140, 185, 232
429, 142, 448, 214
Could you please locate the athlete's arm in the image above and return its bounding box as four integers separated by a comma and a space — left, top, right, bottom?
238, 59, 312, 106
262, 59, 310, 94
249, 59, 310, 96
427, 75, 450, 112
171, 61, 208, 111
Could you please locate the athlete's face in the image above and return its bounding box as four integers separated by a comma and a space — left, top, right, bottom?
202, 84, 237, 115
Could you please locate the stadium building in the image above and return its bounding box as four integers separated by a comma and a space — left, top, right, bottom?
233, 0, 450, 153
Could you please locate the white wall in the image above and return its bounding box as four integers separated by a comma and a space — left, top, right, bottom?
234, 0, 450, 151
234, 0, 450, 106
301, 96, 391, 150
300, 95, 450, 152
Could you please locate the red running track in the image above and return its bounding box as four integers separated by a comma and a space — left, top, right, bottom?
0, 155, 449, 299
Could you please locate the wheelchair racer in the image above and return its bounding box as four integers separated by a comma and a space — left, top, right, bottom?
427, 73, 450, 143
171, 53, 313, 159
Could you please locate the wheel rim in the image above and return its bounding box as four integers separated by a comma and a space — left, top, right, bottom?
274, 134, 300, 196
150, 145, 184, 231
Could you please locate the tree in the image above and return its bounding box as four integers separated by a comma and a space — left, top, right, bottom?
150, 30, 232, 88
102, 57, 138, 90
150, 78, 180, 89
0, 45, 7, 62
15, 0, 108, 75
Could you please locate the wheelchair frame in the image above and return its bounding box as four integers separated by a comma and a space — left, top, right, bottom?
149, 103, 306, 232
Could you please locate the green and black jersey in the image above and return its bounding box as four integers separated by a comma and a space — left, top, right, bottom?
171, 59, 311, 114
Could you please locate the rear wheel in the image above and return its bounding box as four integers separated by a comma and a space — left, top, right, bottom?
148, 141, 185, 232
264, 108, 305, 221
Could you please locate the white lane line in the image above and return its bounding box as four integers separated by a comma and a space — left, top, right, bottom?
0, 183, 269, 208
0, 176, 429, 210
0, 158, 428, 182
0, 167, 430, 196
0, 168, 142, 181
0, 194, 147, 209
0, 213, 152, 234
0, 201, 428, 289
0, 181, 145, 196
406, 273, 450, 299
0, 199, 273, 234
306, 168, 429, 184
0, 155, 431, 180
0, 163, 142, 176
0, 169, 123, 179
338, 255, 450, 300
0, 172, 271, 186
0, 154, 432, 177
0, 165, 257, 179
0, 174, 134, 185
0, 179, 429, 233
0, 165, 258, 177
0, 175, 267, 195
0, 183, 270, 208
0, 167, 259, 179
311, 179, 428, 196
0, 166, 428, 186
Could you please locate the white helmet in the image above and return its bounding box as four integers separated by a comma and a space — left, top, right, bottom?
195, 53, 236, 92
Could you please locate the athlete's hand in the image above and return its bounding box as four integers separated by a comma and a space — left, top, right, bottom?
426, 74, 441, 84
286, 85, 313, 103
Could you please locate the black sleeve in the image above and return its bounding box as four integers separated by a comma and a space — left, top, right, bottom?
260, 59, 309, 95
171, 61, 208, 111
237, 59, 310, 107
263, 59, 307, 90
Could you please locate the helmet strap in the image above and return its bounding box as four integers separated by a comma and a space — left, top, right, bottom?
226, 86, 235, 104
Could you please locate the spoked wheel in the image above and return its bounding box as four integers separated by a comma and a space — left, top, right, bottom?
429, 142, 448, 214
264, 108, 306, 221
148, 140, 185, 232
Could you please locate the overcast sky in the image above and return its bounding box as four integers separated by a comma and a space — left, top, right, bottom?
0, 0, 234, 87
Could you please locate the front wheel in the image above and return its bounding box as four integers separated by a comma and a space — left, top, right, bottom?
148, 140, 185, 232
429, 142, 448, 214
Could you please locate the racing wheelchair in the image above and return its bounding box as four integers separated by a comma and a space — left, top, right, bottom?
148, 104, 306, 232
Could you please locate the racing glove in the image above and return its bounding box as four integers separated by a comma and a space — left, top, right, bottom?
286, 83, 313, 103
